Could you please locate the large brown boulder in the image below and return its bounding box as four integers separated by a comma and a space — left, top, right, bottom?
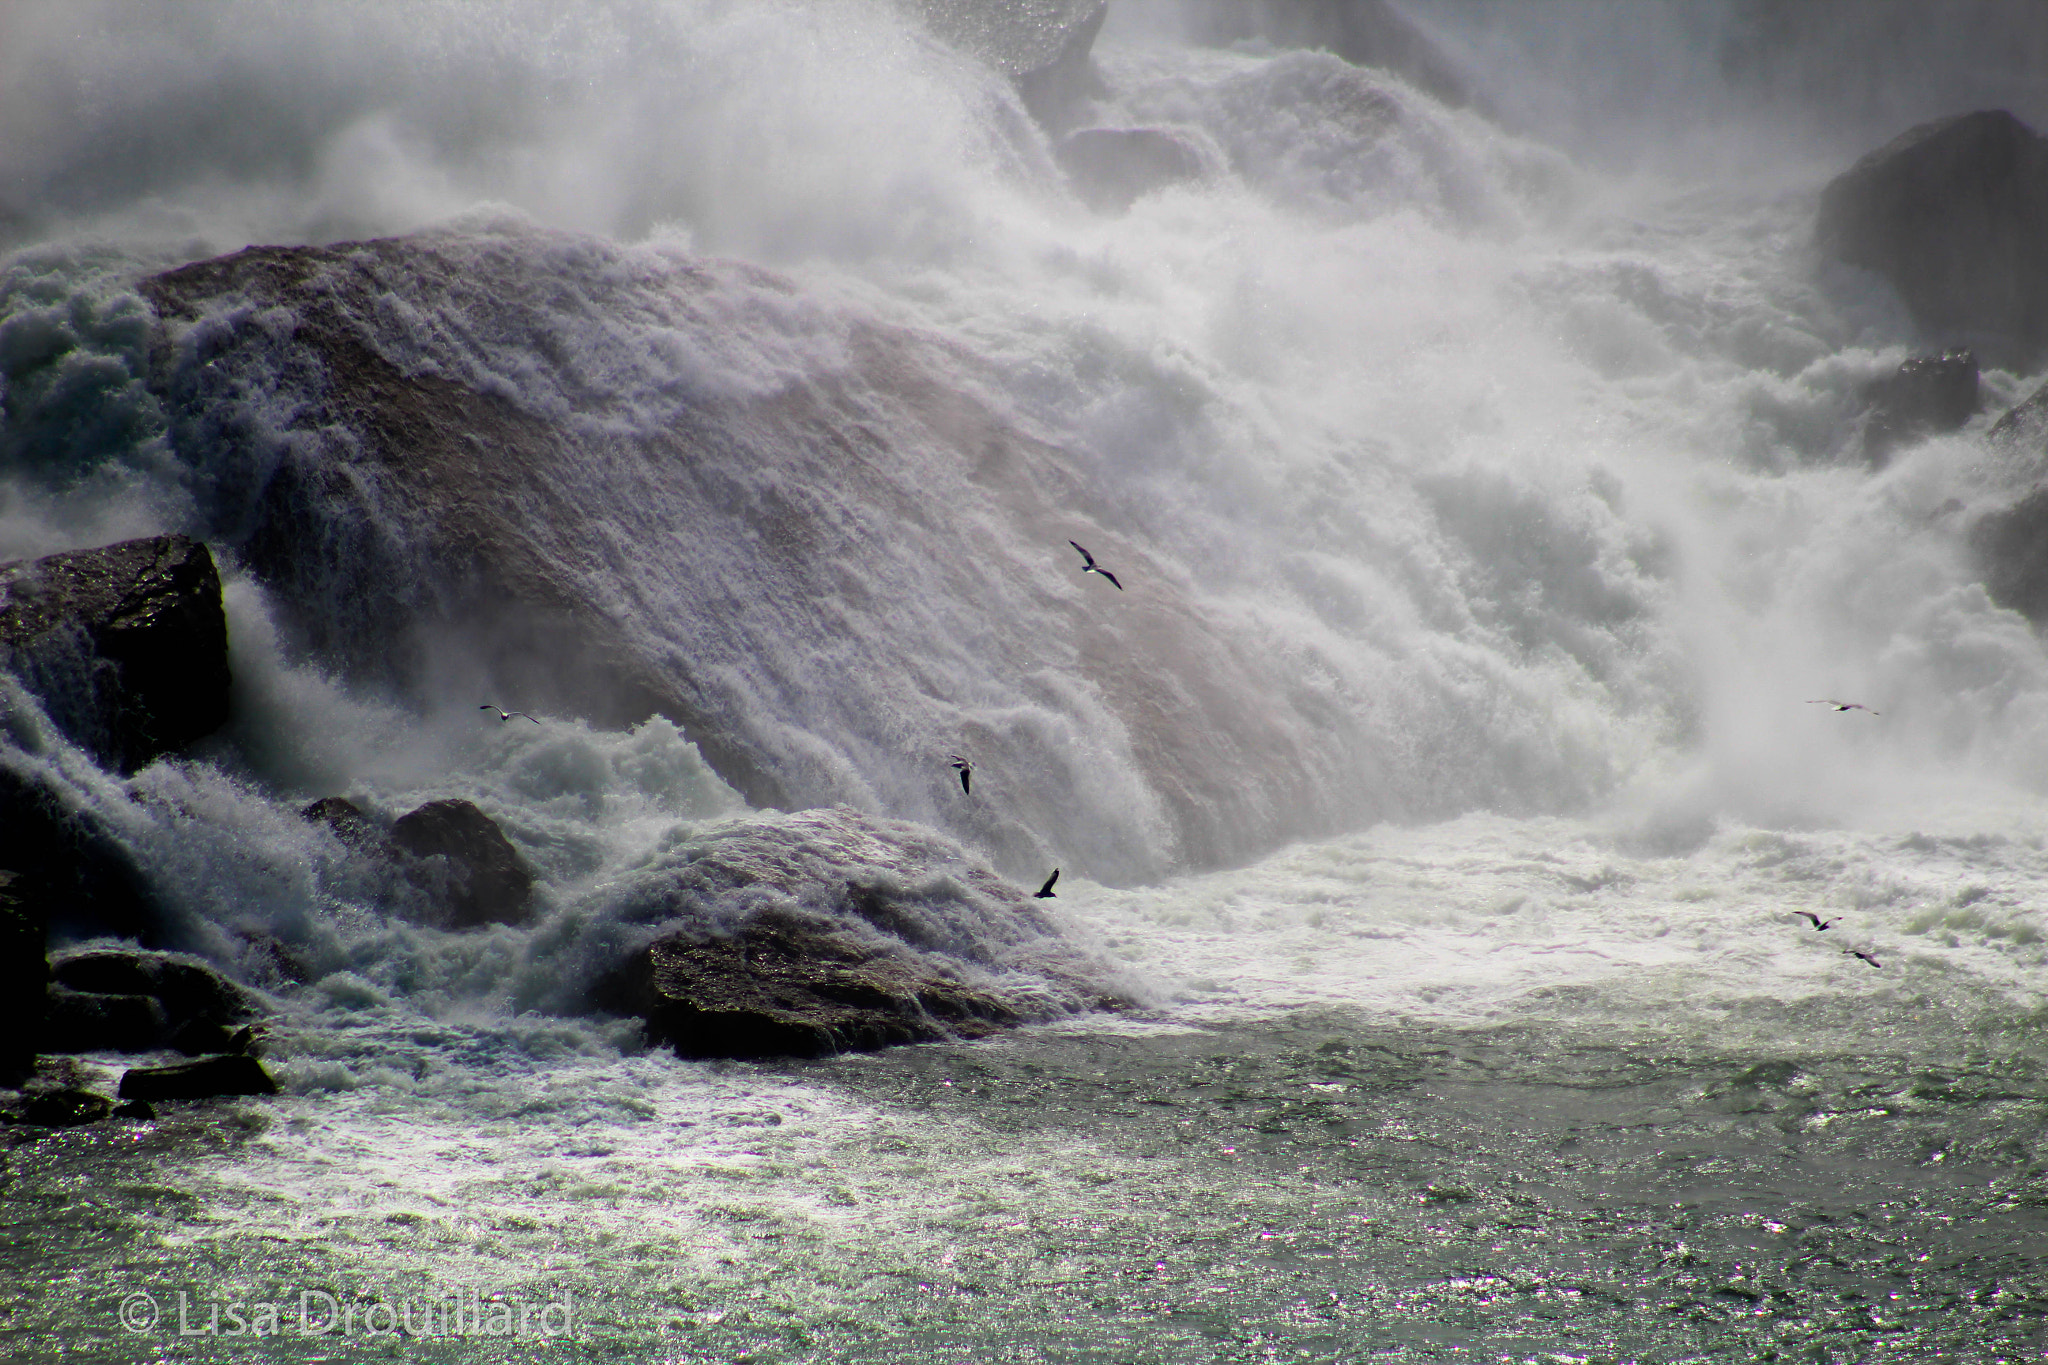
590, 805, 1120, 1059
616, 908, 1029, 1060
1817, 111, 2048, 371
389, 799, 536, 928
0, 534, 231, 772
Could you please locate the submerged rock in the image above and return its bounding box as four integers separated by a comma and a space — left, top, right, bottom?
117, 1054, 278, 1102
1057, 126, 1207, 211
1859, 348, 1978, 464
1183, 0, 1474, 109
1817, 111, 2048, 370
0, 535, 231, 773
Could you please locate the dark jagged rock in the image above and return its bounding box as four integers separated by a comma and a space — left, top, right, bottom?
0, 534, 231, 773
1970, 487, 2048, 623
0, 870, 47, 1083
117, 1053, 278, 1102
1989, 379, 2048, 453
389, 798, 535, 928
52, 949, 261, 1027
10, 1087, 113, 1128
300, 795, 384, 850
613, 909, 1030, 1060
1185, 0, 1474, 109
1817, 111, 2048, 371
42, 948, 261, 1054
1057, 126, 1207, 212
0, 770, 157, 943
112, 1100, 156, 1120
1860, 348, 1978, 464
42, 985, 168, 1053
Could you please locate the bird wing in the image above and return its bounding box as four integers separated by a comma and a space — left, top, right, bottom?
1037, 870, 1059, 896
514, 713, 541, 724
1796, 911, 1820, 926
1098, 569, 1123, 591
1069, 540, 1096, 568
960, 769, 971, 794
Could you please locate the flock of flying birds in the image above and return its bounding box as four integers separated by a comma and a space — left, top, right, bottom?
1799, 697, 1887, 970
941, 542, 1123, 900
487, 542, 1896, 969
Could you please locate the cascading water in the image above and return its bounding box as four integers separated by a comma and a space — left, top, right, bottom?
5, 2, 2048, 1359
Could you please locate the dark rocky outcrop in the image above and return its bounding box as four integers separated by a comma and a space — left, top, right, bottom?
1817, 111, 2048, 371
1859, 348, 1978, 464
0, 535, 231, 773
299, 793, 535, 928
613, 908, 1030, 1060
8, 1087, 113, 1129
0, 870, 46, 1083
590, 805, 1120, 1060
1184, 0, 1474, 109
117, 1054, 277, 1102
42, 948, 261, 1054
0, 771, 157, 942
1970, 487, 2048, 623
1056, 126, 1207, 211
1989, 378, 2048, 452
389, 799, 535, 928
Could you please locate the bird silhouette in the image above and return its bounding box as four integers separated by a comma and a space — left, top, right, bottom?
1068, 541, 1123, 591
1807, 699, 1878, 714
480, 705, 541, 724
1844, 948, 1883, 969
948, 754, 973, 794
1795, 911, 1839, 931
1034, 869, 1059, 898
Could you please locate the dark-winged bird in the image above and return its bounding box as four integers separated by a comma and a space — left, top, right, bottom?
1034, 869, 1059, 898
1807, 699, 1878, 714
1069, 541, 1123, 591
948, 754, 973, 794
481, 704, 541, 724
1844, 948, 1882, 969
1795, 911, 1839, 931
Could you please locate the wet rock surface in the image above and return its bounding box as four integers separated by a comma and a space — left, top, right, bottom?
42, 948, 262, 1054
1859, 348, 1978, 464
1056, 126, 1207, 211
620, 908, 1031, 1060
0, 534, 231, 772
389, 798, 537, 928
1817, 110, 2048, 370
117, 1054, 278, 1102
0, 870, 47, 1083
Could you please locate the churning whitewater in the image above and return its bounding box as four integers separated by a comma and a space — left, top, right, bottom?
4, 1, 2048, 1360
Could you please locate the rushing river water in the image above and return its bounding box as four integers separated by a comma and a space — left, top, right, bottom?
5, 1, 2048, 1360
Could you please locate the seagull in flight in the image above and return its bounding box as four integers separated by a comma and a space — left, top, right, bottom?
948, 754, 973, 794
480, 705, 541, 724
1795, 911, 1839, 931
1844, 948, 1883, 969
1034, 869, 1059, 899
1069, 541, 1123, 591
1807, 699, 1879, 714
